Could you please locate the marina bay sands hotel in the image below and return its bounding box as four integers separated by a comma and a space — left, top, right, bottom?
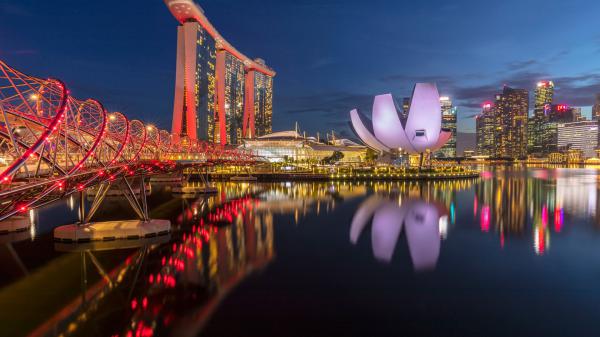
164, 0, 275, 145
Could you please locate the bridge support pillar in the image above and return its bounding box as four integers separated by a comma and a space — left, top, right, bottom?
54, 175, 170, 243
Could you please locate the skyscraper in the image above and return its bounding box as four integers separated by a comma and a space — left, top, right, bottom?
251, 59, 274, 137
435, 96, 457, 158
171, 20, 217, 143
593, 93, 600, 121
494, 86, 529, 158
165, 0, 275, 145
528, 81, 554, 156
216, 50, 246, 145
476, 102, 495, 156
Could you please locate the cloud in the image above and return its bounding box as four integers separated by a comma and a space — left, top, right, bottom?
506, 59, 537, 71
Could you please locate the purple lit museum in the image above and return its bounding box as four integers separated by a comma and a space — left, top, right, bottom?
349, 83, 451, 154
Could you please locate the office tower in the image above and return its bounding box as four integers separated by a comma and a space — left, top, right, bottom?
401, 97, 411, 121
476, 102, 495, 156
529, 81, 554, 156
435, 96, 457, 158
557, 120, 599, 158
494, 86, 529, 158
571, 107, 585, 121
593, 93, 600, 121
165, 0, 275, 145
549, 104, 577, 123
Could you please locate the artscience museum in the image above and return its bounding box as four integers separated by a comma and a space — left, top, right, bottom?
349, 83, 452, 155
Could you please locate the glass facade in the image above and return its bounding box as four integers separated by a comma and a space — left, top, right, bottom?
254, 70, 273, 137
216, 52, 245, 144
476, 103, 495, 156
194, 24, 217, 140
529, 81, 554, 156
187, 21, 216, 141
557, 121, 599, 158
494, 86, 529, 158
435, 97, 457, 158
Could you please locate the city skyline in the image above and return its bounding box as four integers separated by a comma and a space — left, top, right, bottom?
1, 0, 600, 138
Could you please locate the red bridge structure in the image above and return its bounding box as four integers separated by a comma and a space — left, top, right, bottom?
0, 60, 256, 234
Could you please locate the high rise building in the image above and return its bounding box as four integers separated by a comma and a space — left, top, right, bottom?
435, 96, 457, 158
401, 97, 411, 121
251, 60, 274, 137
165, 0, 275, 145
476, 102, 495, 156
216, 50, 245, 144
593, 93, 600, 121
170, 20, 217, 142
557, 120, 599, 158
528, 81, 554, 156
494, 86, 529, 158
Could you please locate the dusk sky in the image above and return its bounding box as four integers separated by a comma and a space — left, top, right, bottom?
2, 0, 600, 139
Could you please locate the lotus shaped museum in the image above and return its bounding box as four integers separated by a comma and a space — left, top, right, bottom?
349, 83, 451, 154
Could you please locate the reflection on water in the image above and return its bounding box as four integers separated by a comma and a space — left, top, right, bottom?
5, 167, 600, 336
474, 167, 600, 255
350, 191, 453, 271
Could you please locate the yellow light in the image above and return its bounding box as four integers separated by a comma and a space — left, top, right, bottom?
29, 93, 39, 101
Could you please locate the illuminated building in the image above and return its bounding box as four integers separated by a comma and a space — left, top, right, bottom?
349, 83, 451, 155
216, 51, 245, 144
251, 61, 274, 137
494, 86, 529, 158
528, 81, 554, 156
476, 102, 495, 156
549, 104, 577, 123
593, 93, 600, 120
557, 120, 598, 158
239, 130, 366, 163
165, 0, 275, 145
170, 19, 217, 142
435, 96, 457, 158
402, 97, 411, 121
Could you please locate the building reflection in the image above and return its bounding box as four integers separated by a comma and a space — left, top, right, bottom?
32, 189, 274, 337
474, 167, 600, 255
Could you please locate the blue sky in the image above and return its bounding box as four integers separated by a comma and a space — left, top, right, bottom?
2, 0, 599, 137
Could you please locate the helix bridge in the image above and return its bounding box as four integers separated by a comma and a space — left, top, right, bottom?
0, 60, 256, 229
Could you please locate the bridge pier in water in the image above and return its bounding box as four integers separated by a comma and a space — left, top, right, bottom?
54, 174, 171, 243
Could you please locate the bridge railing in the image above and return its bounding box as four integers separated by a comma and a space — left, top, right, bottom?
0, 60, 259, 221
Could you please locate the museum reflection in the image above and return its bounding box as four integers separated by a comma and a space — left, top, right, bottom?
15, 170, 600, 335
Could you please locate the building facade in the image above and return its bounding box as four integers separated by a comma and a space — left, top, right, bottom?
165, 0, 275, 145
252, 63, 274, 137
557, 121, 599, 158
593, 93, 600, 121
240, 131, 366, 163
528, 81, 554, 156
494, 86, 529, 158
435, 96, 457, 158
476, 102, 495, 156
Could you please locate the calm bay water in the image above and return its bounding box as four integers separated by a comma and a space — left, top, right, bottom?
2, 166, 600, 336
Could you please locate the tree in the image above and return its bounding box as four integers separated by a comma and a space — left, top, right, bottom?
322, 151, 344, 164
365, 148, 378, 163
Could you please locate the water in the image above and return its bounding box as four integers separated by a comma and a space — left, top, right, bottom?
2, 167, 600, 336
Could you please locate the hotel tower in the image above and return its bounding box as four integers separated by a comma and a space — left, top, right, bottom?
165, 0, 275, 145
